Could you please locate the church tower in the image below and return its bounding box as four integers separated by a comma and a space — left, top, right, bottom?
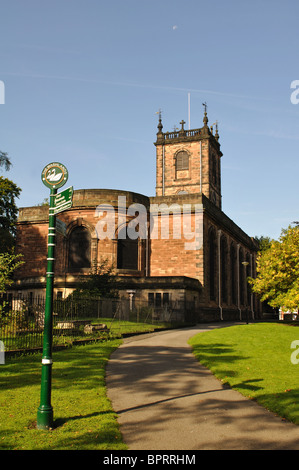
155, 107, 223, 209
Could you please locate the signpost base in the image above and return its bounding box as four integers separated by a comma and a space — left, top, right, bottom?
37, 406, 53, 430
37, 358, 54, 430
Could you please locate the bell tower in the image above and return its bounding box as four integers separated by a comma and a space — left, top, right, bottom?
155, 107, 223, 209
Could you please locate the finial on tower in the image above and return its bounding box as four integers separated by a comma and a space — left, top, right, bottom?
156, 108, 163, 133
156, 108, 165, 143
179, 119, 186, 136
202, 102, 208, 127
215, 120, 219, 141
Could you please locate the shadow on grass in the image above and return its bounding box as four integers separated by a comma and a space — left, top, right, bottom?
190, 342, 249, 380
53, 410, 115, 428
0, 342, 119, 392
189, 341, 299, 424
253, 388, 299, 425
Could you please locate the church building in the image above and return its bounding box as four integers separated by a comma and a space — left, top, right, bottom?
13, 109, 261, 321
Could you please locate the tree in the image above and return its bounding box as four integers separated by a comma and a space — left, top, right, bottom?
0, 251, 24, 293
71, 259, 119, 299
254, 235, 273, 252
0, 152, 21, 252
36, 198, 49, 206
249, 226, 299, 310
0, 151, 11, 171
0, 152, 23, 292
0, 177, 22, 251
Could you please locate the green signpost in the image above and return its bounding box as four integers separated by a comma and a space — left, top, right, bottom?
54, 186, 73, 215
37, 162, 70, 430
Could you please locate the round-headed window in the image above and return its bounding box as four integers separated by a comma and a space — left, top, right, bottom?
68, 226, 91, 271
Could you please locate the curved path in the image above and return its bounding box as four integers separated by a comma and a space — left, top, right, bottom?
106, 324, 299, 450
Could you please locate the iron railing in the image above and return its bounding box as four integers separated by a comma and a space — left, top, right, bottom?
0, 294, 196, 353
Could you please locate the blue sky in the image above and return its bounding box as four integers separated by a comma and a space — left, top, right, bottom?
1, 0, 299, 240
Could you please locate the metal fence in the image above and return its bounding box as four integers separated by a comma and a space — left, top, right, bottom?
0, 294, 196, 353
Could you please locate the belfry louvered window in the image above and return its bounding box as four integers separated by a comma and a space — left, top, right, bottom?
176, 151, 189, 170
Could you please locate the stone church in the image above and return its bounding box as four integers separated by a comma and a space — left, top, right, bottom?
13, 109, 261, 321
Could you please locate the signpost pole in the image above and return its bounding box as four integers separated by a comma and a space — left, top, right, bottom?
37, 161, 69, 430
37, 187, 57, 429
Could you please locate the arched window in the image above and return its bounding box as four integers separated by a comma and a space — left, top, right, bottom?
230, 243, 237, 305
117, 226, 138, 270
209, 229, 217, 301
68, 226, 91, 271
176, 151, 189, 171
239, 248, 244, 305
221, 236, 227, 304
245, 253, 251, 306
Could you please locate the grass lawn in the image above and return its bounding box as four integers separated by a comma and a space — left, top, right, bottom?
189, 322, 299, 425
95, 318, 176, 336
0, 339, 127, 450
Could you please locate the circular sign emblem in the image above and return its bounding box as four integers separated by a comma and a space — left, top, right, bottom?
41, 162, 68, 189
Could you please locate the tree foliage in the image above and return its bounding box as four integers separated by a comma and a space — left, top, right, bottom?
70, 259, 119, 299
0, 151, 11, 171
249, 226, 299, 310
0, 250, 24, 293
0, 152, 23, 291
0, 152, 21, 252
0, 177, 21, 251
253, 235, 273, 252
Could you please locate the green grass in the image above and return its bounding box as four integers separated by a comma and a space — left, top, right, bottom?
0, 339, 127, 450
96, 317, 175, 335
189, 322, 299, 425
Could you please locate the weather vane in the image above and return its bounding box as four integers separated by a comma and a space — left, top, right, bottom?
202, 102, 207, 113
156, 108, 162, 120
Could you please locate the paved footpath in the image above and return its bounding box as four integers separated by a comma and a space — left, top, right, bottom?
106, 323, 299, 450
